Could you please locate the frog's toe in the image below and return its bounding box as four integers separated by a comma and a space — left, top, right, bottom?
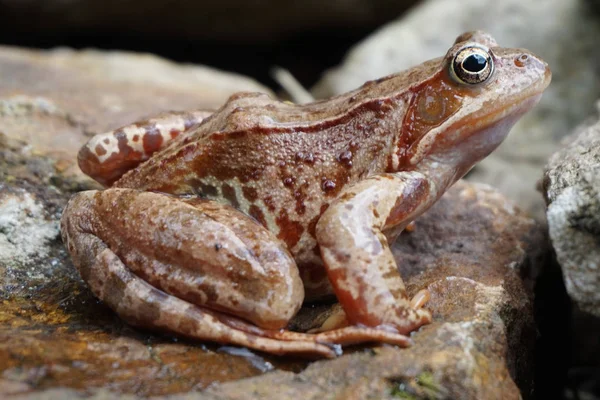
311, 326, 412, 348
410, 288, 430, 309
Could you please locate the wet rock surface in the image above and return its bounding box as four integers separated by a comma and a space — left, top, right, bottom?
0, 46, 545, 399
312, 0, 600, 222
543, 114, 600, 318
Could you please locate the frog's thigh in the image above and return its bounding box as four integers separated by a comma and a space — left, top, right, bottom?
73, 238, 335, 357
78, 110, 212, 186
61, 189, 304, 330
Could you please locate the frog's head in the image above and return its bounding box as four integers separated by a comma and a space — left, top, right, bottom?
403, 31, 551, 185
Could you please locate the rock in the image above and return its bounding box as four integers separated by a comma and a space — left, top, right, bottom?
0, 0, 418, 43
543, 112, 600, 317
0, 45, 545, 398
312, 0, 600, 221
542, 109, 600, 400
196, 181, 544, 400
0, 45, 271, 182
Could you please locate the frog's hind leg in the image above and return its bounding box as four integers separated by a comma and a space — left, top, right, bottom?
61, 188, 347, 357
78, 110, 213, 186
84, 244, 339, 358
61, 188, 415, 357
61, 188, 339, 357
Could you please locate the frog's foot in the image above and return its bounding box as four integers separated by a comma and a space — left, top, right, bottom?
410, 289, 430, 309
78, 110, 213, 186
307, 288, 431, 335
218, 311, 413, 348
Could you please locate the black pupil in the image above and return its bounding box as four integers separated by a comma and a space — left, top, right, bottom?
462, 53, 487, 73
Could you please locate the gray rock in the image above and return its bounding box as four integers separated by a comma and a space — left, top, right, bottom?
312, 0, 600, 221
543, 111, 600, 317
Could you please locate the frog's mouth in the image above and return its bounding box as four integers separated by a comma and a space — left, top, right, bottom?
455, 62, 552, 142
421, 62, 551, 155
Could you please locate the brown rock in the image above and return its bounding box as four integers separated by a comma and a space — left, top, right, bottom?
0, 46, 544, 399
179, 182, 544, 400
0, 45, 271, 182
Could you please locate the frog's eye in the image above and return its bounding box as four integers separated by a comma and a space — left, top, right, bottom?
450, 45, 493, 85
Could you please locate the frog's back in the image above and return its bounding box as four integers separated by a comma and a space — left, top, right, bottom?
113, 91, 408, 276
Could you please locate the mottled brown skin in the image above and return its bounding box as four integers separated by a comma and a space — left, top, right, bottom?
61, 31, 551, 358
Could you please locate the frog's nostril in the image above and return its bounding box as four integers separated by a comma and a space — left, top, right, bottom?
514, 54, 530, 67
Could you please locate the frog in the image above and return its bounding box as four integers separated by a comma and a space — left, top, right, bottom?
61, 31, 551, 358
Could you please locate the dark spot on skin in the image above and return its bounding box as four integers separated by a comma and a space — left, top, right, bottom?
176, 307, 205, 335
283, 177, 295, 187
103, 270, 129, 306
373, 209, 379, 218
103, 138, 110, 144
198, 182, 218, 197
276, 211, 304, 248
221, 184, 240, 209
293, 188, 307, 215
132, 134, 139, 142
345, 204, 354, 211
142, 124, 164, 155
263, 196, 277, 212
333, 251, 351, 264
134, 294, 164, 323
381, 266, 400, 281
242, 186, 258, 202
114, 130, 143, 163
201, 283, 219, 303
322, 179, 336, 192
337, 150, 353, 168
95, 144, 107, 156
363, 99, 385, 114
394, 307, 409, 320
338, 192, 355, 202
249, 205, 268, 228
170, 129, 181, 139
215, 243, 222, 251
295, 151, 315, 164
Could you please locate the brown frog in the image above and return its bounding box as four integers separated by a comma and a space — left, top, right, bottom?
61, 31, 551, 358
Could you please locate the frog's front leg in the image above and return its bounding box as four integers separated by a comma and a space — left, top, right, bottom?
78, 110, 213, 186
316, 171, 434, 334
61, 188, 411, 358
